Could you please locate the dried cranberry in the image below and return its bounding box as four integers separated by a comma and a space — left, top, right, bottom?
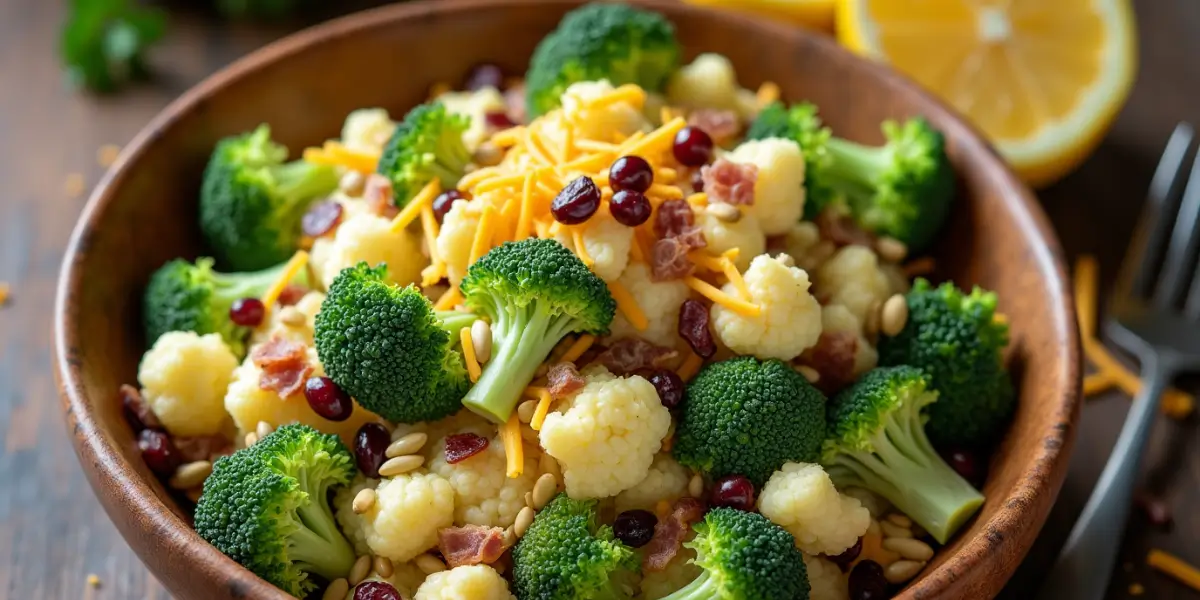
648, 369, 685, 409
354, 580, 402, 600
229, 297, 265, 327
464, 63, 505, 91
444, 433, 490, 464
138, 429, 181, 476
826, 537, 863, 572
609, 190, 652, 227
609, 155, 654, 193
484, 110, 516, 129
304, 376, 353, 422
301, 200, 343, 237
849, 560, 888, 600
678, 300, 716, 358
709, 475, 755, 511
354, 423, 390, 478
551, 176, 601, 225
432, 189, 465, 223
690, 169, 705, 193
941, 446, 984, 487
613, 509, 657, 548
672, 126, 714, 167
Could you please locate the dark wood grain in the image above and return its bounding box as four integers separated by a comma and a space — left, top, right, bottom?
0, 1, 1196, 600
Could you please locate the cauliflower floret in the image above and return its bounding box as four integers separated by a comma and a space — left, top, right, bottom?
728, 139, 806, 236
821, 304, 878, 377
250, 291, 326, 347
698, 206, 766, 271
561, 80, 651, 142
776, 222, 833, 273
555, 208, 633, 282
137, 331, 238, 437
639, 546, 702, 599
311, 210, 426, 290
665, 54, 757, 120
815, 246, 891, 325
539, 368, 672, 499
414, 565, 515, 600
341, 108, 397, 154
224, 345, 381, 446
804, 554, 850, 600
427, 434, 538, 527
362, 471, 456, 562
606, 264, 690, 348
757, 462, 871, 556
712, 254, 822, 361
615, 453, 691, 514
437, 198, 487, 286
437, 87, 508, 151
333, 475, 379, 555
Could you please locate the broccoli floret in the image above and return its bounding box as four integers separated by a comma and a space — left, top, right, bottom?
512, 493, 637, 599
59, 0, 166, 93
822, 366, 984, 544
376, 102, 472, 207
142, 257, 306, 356
459, 238, 615, 423
313, 262, 478, 424
525, 2, 680, 117
194, 424, 356, 597
878, 279, 1014, 447
673, 356, 826, 487
746, 102, 834, 220
199, 124, 339, 271
662, 508, 810, 600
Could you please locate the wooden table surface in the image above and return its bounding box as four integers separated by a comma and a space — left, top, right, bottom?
2, 0, 1198, 598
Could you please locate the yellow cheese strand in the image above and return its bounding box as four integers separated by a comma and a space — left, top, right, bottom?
560, 335, 595, 364
390, 179, 441, 233
1148, 549, 1200, 593
260, 251, 310, 309
515, 172, 536, 240
460, 327, 482, 382
469, 205, 497, 266
676, 352, 704, 381
501, 414, 524, 478
608, 280, 648, 331
685, 276, 761, 317
531, 389, 553, 431
434, 287, 462, 311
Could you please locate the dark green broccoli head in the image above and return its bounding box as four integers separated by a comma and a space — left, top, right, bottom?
376, 102, 471, 207
878, 279, 1013, 447
194, 424, 356, 597
512, 493, 637, 600
525, 2, 680, 117
142, 257, 304, 356
663, 508, 809, 600
199, 124, 338, 271
746, 101, 835, 220
459, 238, 616, 423
314, 262, 474, 424
672, 356, 826, 487
821, 366, 983, 543
822, 117, 954, 251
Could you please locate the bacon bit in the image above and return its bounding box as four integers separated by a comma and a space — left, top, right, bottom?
251, 336, 312, 397
654, 199, 697, 239
364, 174, 399, 218
678, 299, 716, 359
651, 237, 697, 281
702, 159, 757, 206
174, 434, 234, 463
119, 384, 162, 431
643, 497, 707, 572
444, 433, 490, 464
688, 109, 741, 144
276, 285, 309, 307
816, 209, 874, 248
438, 525, 507, 568
301, 200, 343, 237
547, 362, 586, 399
802, 331, 859, 395
596, 338, 678, 375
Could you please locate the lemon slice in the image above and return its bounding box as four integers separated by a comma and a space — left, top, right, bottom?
837, 0, 1137, 187
685, 0, 836, 32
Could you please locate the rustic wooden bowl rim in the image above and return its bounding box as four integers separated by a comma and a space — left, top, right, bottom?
54, 1, 1081, 598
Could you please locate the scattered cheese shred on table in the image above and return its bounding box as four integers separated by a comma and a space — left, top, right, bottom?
0, 282, 9, 306
260, 251, 309, 309
460, 327, 481, 383
390, 179, 441, 233
1147, 549, 1200, 592
501, 414, 524, 478
560, 335, 595, 364
608, 281, 648, 331
531, 389, 553, 431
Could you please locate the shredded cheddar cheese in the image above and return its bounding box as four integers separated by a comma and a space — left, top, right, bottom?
501, 414, 524, 478
647, 183, 684, 201
458, 166, 503, 191
516, 172, 536, 240
260, 251, 309, 309
622, 117, 686, 159
572, 228, 594, 266
575, 139, 621, 153
461, 327, 482, 382
1148, 549, 1200, 592
686, 192, 708, 209
676, 352, 704, 381
434, 287, 462, 311
469, 205, 498, 265
390, 179, 441, 233
608, 280, 649, 331
524, 386, 548, 399
560, 334, 595, 364
685, 276, 761, 317
302, 141, 379, 173
0, 282, 8, 306
756, 81, 781, 108
583, 84, 646, 110
531, 388, 553, 431
420, 203, 443, 287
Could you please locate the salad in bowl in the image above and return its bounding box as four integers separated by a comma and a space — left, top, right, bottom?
122, 3, 1015, 599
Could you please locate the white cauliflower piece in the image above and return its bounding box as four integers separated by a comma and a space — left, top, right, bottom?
804, 554, 850, 600
615, 453, 691, 514
311, 210, 426, 290
712, 254, 823, 361
665, 54, 756, 119
437, 199, 483, 286
362, 472, 456, 562
539, 368, 672, 499
250, 291, 326, 347
333, 475, 379, 555
561, 80, 651, 142
341, 108, 396, 154
639, 547, 702, 599
414, 565, 515, 600
820, 304, 878, 377
698, 206, 766, 271
815, 246, 891, 325
776, 222, 832, 273
607, 264, 690, 348
428, 434, 538, 527
137, 331, 238, 437
437, 87, 508, 151
728, 139, 806, 236
555, 210, 632, 282
224, 345, 381, 446
757, 462, 871, 556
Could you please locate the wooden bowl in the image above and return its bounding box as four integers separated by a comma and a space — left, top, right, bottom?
53, 1, 1081, 598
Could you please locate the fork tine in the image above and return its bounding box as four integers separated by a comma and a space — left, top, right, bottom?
1115, 123, 1195, 302
1154, 149, 1200, 308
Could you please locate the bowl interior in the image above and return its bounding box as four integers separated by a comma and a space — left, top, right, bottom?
55, 1, 1080, 598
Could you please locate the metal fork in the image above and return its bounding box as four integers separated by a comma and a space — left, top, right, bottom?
1038, 123, 1200, 600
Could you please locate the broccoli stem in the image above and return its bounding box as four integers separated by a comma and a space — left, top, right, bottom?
660, 572, 719, 600
826, 395, 983, 544
211, 261, 302, 304
436, 310, 480, 337
823, 136, 890, 197
286, 466, 355, 581
274, 160, 339, 208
